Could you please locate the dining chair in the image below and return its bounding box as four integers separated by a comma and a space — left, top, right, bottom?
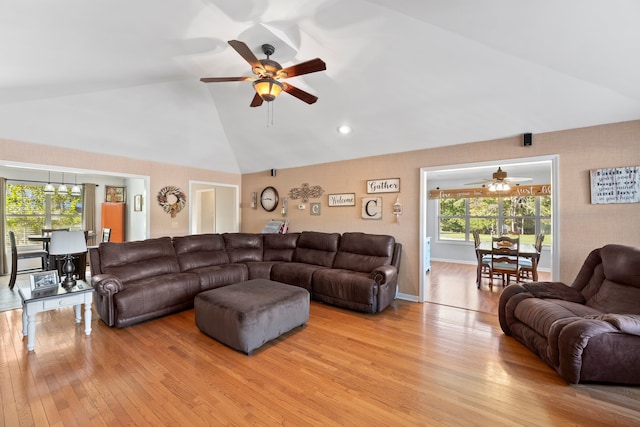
519, 233, 545, 280
488, 235, 521, 286
8, 231, 49, 290
472, 230, 492, 283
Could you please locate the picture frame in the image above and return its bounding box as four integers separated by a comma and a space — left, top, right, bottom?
328, 193, 356, 207
30, 270, 60, 291
105, 185, 125, 203
310, 203, 321, 216
134, 194, 143, 211
366, 178, 400, 194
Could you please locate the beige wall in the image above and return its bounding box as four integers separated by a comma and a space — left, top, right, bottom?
242, 120, 640, 296
0, 138, 241, 239
4, 120, 639, 298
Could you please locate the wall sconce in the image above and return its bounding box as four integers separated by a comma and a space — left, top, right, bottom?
251, 192, 257, 209
281, 197, 288, 217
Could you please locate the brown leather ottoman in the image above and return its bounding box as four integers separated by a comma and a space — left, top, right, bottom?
194, 279, 310, 354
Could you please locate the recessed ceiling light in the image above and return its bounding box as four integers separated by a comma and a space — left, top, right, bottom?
337, 125, 352, 135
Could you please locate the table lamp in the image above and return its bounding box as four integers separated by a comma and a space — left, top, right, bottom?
49, 231, 87, 290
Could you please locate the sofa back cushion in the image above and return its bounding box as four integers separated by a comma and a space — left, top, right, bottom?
586, 279, 640, 314
333, 232, 395, 273
293, 231, 340, 267
223, 233, 263, 263
172, 234, 229, 271
98, 237, 180, 283
583, 244, 640, 314
263, 233, 300, 261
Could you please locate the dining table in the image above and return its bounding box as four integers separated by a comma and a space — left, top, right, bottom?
475, 241, 539, 285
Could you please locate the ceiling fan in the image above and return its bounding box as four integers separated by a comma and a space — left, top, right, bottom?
200, 40, 326, 107
465, 167, 532, 191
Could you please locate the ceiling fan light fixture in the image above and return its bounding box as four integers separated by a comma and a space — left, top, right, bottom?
253, 78, 283, 102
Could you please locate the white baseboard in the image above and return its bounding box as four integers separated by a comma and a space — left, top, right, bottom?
396, 292, 419, 302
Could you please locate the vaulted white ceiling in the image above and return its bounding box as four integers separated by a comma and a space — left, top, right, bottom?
1, 1, 639, 174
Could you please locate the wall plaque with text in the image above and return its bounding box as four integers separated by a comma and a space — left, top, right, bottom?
590, 166, 639, 204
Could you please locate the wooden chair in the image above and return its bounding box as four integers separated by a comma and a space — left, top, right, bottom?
8, 231, 49, 290
488, 235, 521, 286
520, 233, 545, 281
472, 230, 492, 285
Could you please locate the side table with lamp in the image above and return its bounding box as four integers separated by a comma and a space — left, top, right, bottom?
18, 231, 92, 351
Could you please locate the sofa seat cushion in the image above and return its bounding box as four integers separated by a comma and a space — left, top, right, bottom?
312, 269, 378, 313
187, 264, 248, 292
113, 272, 201, 327
270, 262, 327, 292
513, 298, 602, 339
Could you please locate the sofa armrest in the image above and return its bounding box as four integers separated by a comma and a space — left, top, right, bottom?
370, 265, 397, 285
91, 273, 125, 327
91, 273, 125, 295
556, 318, 621, 384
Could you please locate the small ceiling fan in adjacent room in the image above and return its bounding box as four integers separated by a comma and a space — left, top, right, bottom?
465, 167, 533, 192
200, 40, 326, 107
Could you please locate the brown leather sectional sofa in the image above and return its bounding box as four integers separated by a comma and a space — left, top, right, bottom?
499, 244, 640, 384
89, 231, 402, 328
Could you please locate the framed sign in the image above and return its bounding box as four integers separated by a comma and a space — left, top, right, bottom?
590, 166, 639, 204
362, 197, 382, 219
366, 178, 400, 194
105, 185, 125, 203
328, 193, 356, 207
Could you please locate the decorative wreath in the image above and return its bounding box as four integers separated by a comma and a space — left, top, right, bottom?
157, 185, 186, 218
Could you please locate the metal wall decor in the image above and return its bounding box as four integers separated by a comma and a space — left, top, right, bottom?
288, 183, 324, 203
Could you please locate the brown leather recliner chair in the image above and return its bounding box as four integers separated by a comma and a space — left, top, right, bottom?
499, 244, 640, 384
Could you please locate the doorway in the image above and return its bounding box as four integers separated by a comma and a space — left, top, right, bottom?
189, 181, 239, 234
418, 155, 560, 303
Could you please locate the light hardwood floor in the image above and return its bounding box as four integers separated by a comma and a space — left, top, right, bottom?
1, 264, 639, 426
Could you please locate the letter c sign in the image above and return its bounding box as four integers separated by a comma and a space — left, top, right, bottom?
361, 197, 382, 220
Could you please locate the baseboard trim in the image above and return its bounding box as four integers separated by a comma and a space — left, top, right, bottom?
396, 292, 419, 302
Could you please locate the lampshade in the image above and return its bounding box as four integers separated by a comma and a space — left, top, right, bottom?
253, 78, 283, 102
44, 183, 55, 194
71, 174, 82, 196
49, 231, 87, 256
44, 171, 55, 195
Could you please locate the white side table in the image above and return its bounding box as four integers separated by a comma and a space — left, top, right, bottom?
18, 280, 93, 352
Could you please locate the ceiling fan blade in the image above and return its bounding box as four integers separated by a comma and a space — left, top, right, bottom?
228, 40, 262, 70
250, 93, 264, 108
465, 180, 492, 185
200, 76, 253, 83
282, 83, 318, 104
279, 58, 326, 78
504, 177, 533, 183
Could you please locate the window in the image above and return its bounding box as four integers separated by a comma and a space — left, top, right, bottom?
438, 195, 551, 245
5, 182, 83, 246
